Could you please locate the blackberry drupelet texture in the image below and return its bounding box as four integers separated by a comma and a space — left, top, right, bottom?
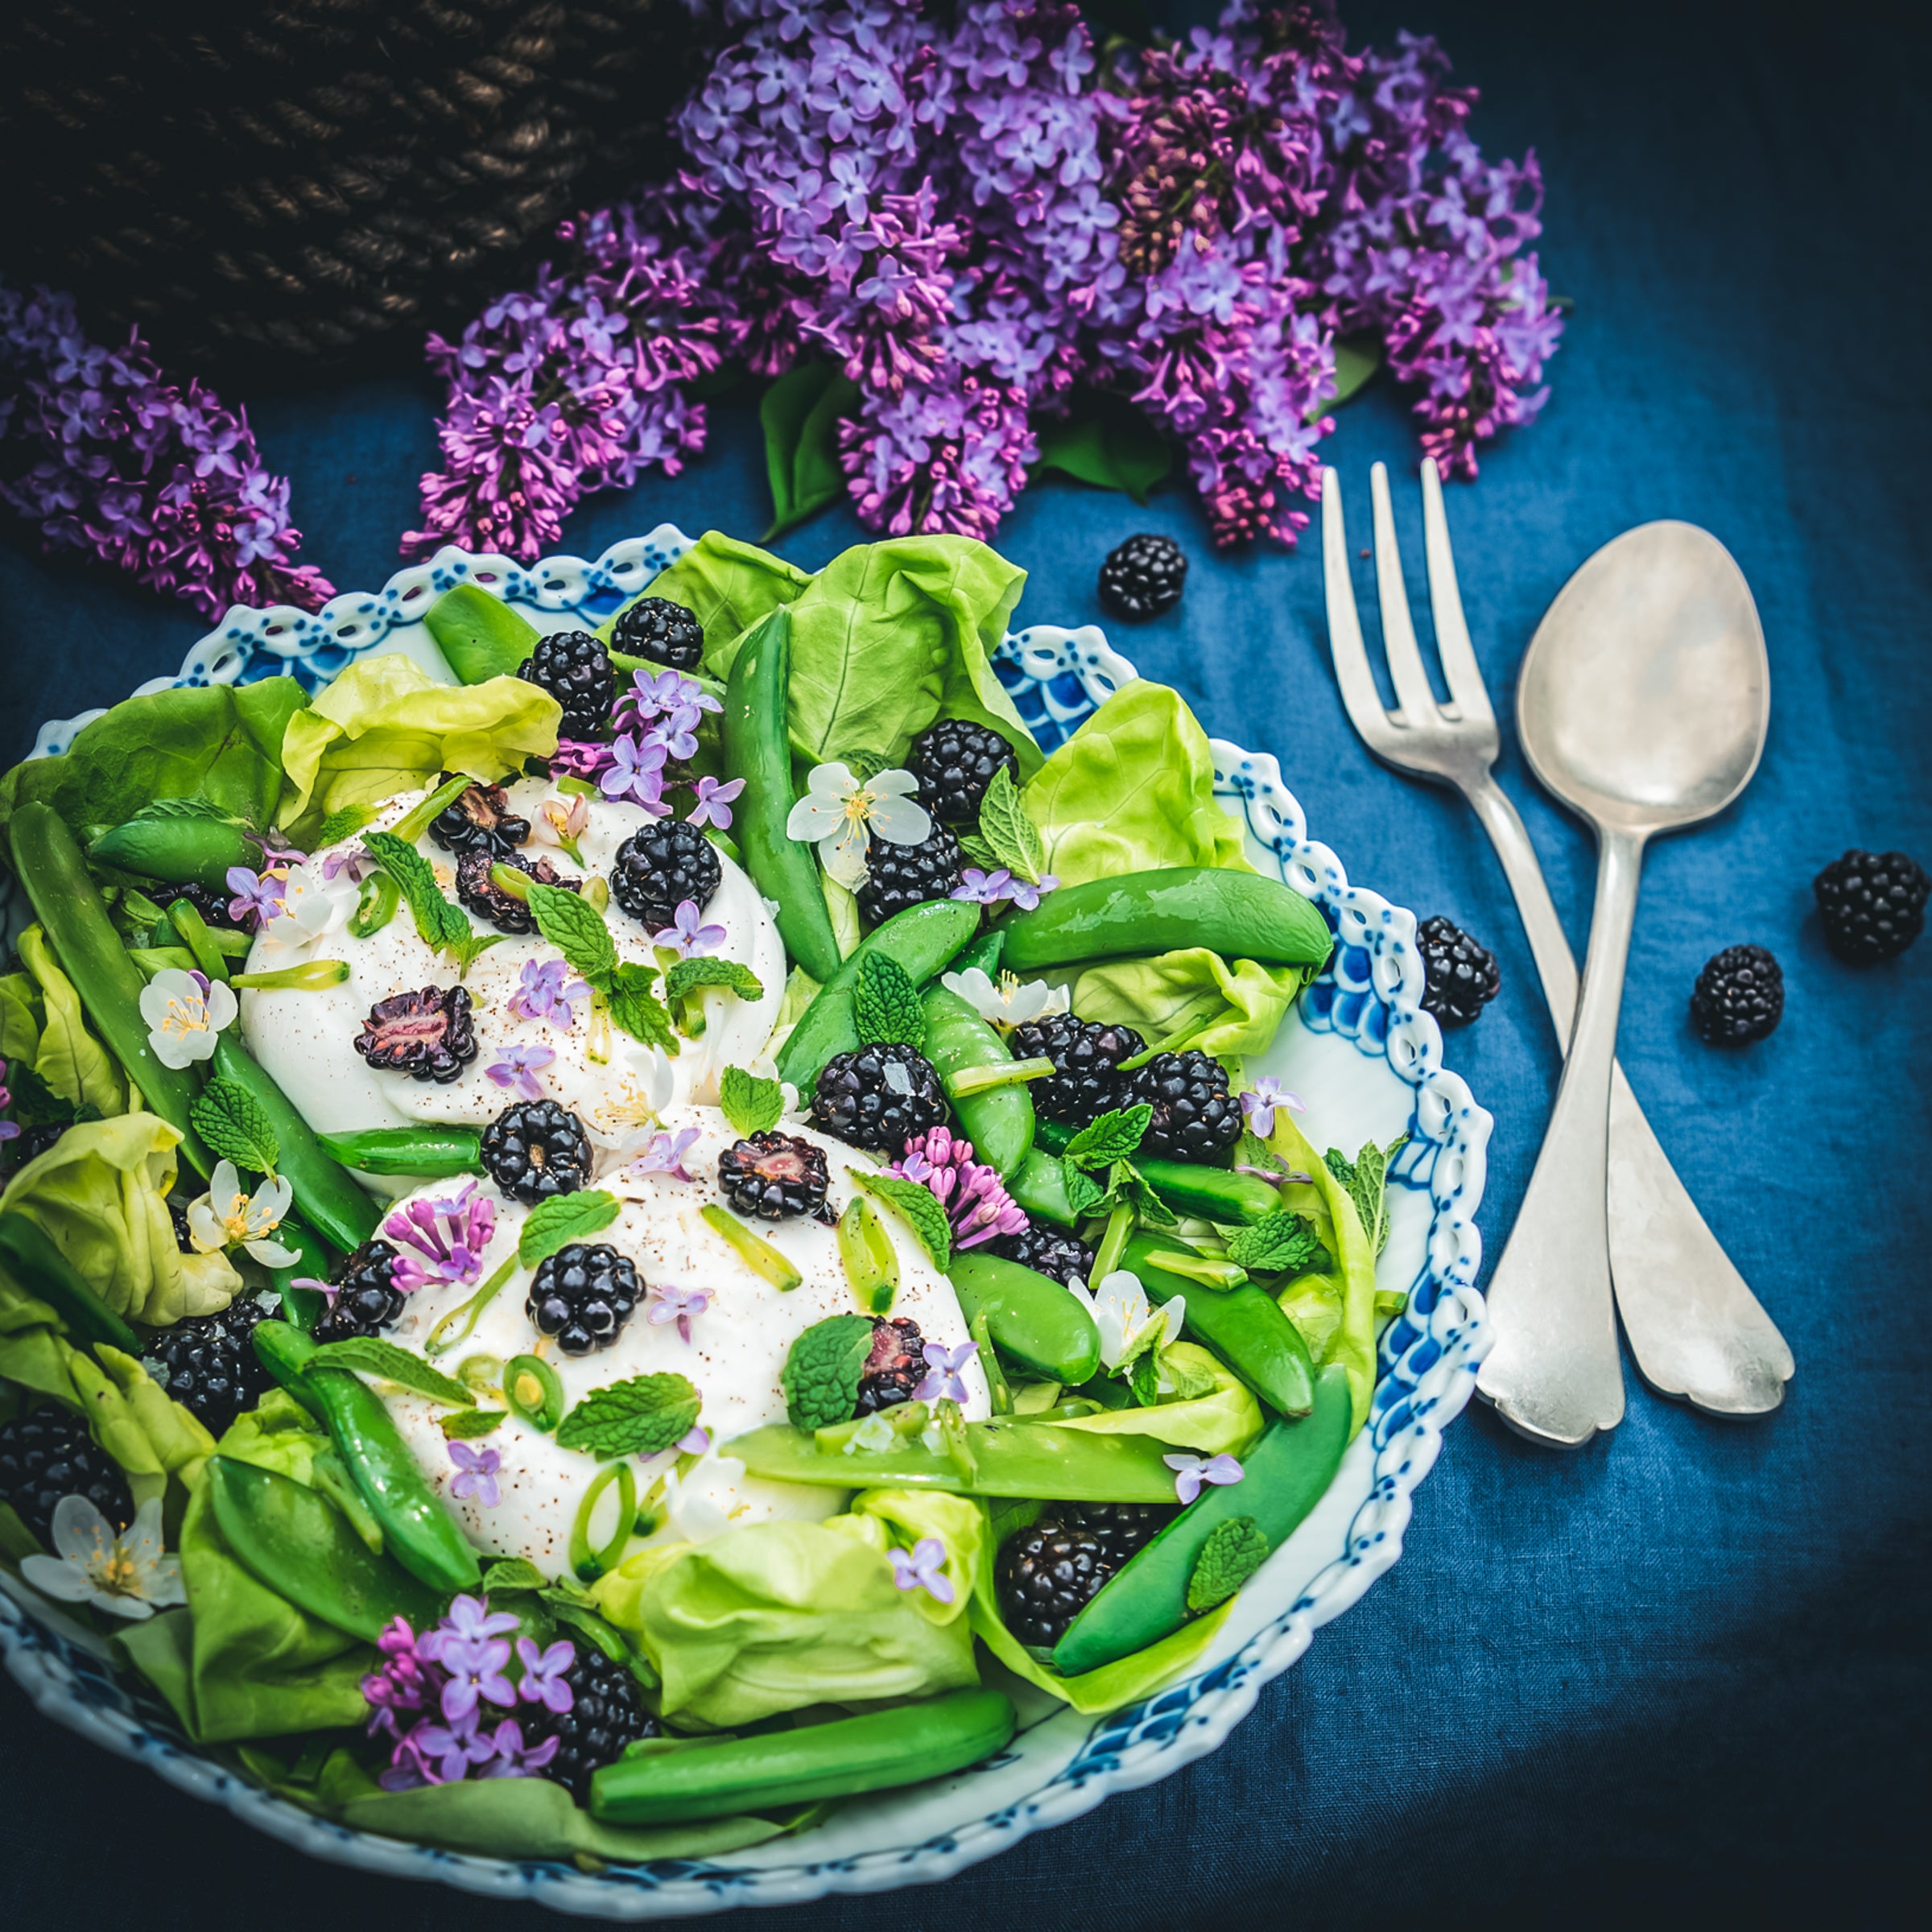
854, 1316, 927, 1414
857, 821, 963, 924
610, 819, 721, 931
312, 1240, 407, 1342
992, 1221, 1095, 1287
1097, 533, 1188, 621
539, 1647, 659, 1802
518, 629, 615, 738
996, 1501, 1178, 1649
428, 779, 530, 858
1690, 945, 1785, 1045
481, 1100, 592, 1203
1005, 1013, 1146, 1129
908, 719, 1020, 826
455, 847, 579, 934
612, 597, 704, 672
810, 1042, 948, 1151
1813, 849, 1929, 962
1416, 916, 1501, 1028
353, 986, 477, 1084
717, 1132, 831, 1220
1126, 1049, 1242, 1160
143, 1298, 274, 1434
526, 1242, 641, 1356
0, 1408, 133, 1546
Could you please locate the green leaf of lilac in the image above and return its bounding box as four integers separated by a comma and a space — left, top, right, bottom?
310, 1336, 476, 1406
555, 1373, 701, 1459
1227, 1210, 1328, 1278
852, 952, 927, 1049
606, 961, 677, 1052
1186, 1514, 1269, 1613
779, 1313, 876, 1432
973, 764, 1044, 885
1063, 1102, 1151, 1169
188, 1078, 280, 1175
847, 1167, 951, 1271
760, 361, 864, 542
720, 1066, 786, 1138
1322, 333, 1382, 416
362, 830, 469, 952
526, 881, 617, 984
518, 1189, 620, 1269
1030, 390, 1171, 504
663, 958, 765, 1003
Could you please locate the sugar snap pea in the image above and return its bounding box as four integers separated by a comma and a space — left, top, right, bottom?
723, 608, 843, 984
1008, 1149, 1077, 1228
590, 1688, 1016, 1824
89, 816, 264, 892
208, 1455, 447, 1641
423, 584, 543, 686
1036, 1121, 1283, 1226
774, 897, 982, 1090
0, 1210, 142, 1355
921, 984, 1034, 1177
317, 1125, 485, 1179
266, 1215, 330, 1331
1000, 866, 1332, 973
947, 1251, 1099, 1385
948, 925, 1006, 980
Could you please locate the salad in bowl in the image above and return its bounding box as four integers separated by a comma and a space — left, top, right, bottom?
0, 530, 1428, 1871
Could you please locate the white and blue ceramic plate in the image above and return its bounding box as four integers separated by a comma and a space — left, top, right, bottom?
0, 530, 1492, 1917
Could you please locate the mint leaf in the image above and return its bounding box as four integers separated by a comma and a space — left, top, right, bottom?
720, 1066, 785, 1137
780, 1313, 875, 1431
1126, 1350, 1162, 1407
1329, 1137, 1406, 1256
848, 1168, 951, 1269
1186, 1515, 1269, 1612
481, 1555, 548, 1591
1323, 1147, 1357, 1191
130, 797, 245, 825
555, 1373, 700, 1459
440, 1409, 506, 1439
527, 881, 617, 984
852, 952, 927, 1049
1112, 1158, 1176, 1228
519, 1189, 620, 1269
1227, 1210, 1328, 1278
1063, 1158, 1108, 1220
606, 961, 676, 1051
189, 1079, 280, 1175
1063, 1103, 1151, 1169
663, 958, 764, 1004
317, 803, 375, 844
362, 830, 469, 952
974, 764, 1044, 885
959, 832, 1001, 871
310, 1336, 475, 1406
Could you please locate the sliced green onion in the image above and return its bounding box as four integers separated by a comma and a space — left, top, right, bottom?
946, 1055, 1055, 1098
1137, 1248, 1249, 1292
700, 1203, 803, 1293
231, 959, 351, 992
557, 774, 601, 799
486, 861, 532, 904
390, 773, 478, 845
569, 1460, 638, 1583
456, 1353, 504, 1396
349, 870, 400, 938
583, 875, 610, 914
504, 1352, 566, 1432
425, 1253, 520, 1357
836, 1195, 898, 1315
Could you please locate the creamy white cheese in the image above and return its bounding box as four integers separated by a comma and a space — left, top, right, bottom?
372, 1108, 989, 1575
238, 779, 785, 1170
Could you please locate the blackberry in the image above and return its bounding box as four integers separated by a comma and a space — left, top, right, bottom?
1008, 1013, 1147, 1129
354, 985, 477, 1084
611, 596, 704, 673
142, 1298, 274, 1435
854, 1315, 926, 1415
996, 1501, 1178, 1649
481, 1100, 593, 1203
539, 1646, 658, 1802
992, 1221, 1095, 1287
1127, 1050, 1241, 1161
0, 1407, 132, 1547
4, 1121, 68, 1178
1690, 945, 1785, 1046
456, 846, 580, 935
168, 1199, 195, 1251
610, 819, 721, 931
909, 719, 1020, 826
1417, 916, 1501, 1029
717, 1131, 831, 1221
517, 629, 615, 738
1097, 533, 1188, 623
526, 1243, 641, 1356
427, 778, 530, 859
857, 821, 963, 925
810, 1042, 947, 1151
312, 1240, 407, 1343
1813, 848, 1929, 963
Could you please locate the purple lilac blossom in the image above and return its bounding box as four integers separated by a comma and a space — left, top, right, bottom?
0, 1063, 18, 1144
448, 1442, 503, 1508
687, 774, 746, 829
891, 1125, 1029, 1249
477, 1718, 563, 1779
1237, 1075, 1304, 1137
646, 1280, 712, 1344
382, 1182, 496, 1293
626, 1125, 703, 1183
651, 898, 728, 956
551, 739, 617, 780
913, 1340, 978, 1405
509, 956, 592, 1027
617, 667, 720, 735
888, 1536, 956, 1604
225, 865, 286, 930
515, 1637, 577, 1715
599, 733, 671, 812
1164, 1450, 1245, 1505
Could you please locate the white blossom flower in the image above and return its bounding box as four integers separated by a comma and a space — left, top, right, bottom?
939, 965, 1070, 1031
20, 1495, 184, 1621
138, 968, 238, 1070
186, 1159, 300, 1268
258, 862, 354, 947
1067, 1269, 1185, 1372
784, 762, 931, 889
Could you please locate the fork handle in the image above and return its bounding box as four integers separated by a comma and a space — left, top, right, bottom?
1463, 775, 1793, 1417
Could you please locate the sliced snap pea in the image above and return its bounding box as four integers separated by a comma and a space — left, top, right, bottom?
723, 608, 843, 985
1000, 866, 1333, 974
0, 1211, 142, 1355
947, 1251, 1100, 1385
1123, 1234, 1315, 1420
590, 1688, 1016, 1825
921, 984, 1034, 1177
947, 925, 1006, 980
317, 1126, 484, 1179
1008, 1149, 1077, 1228
1051, 1365, 1352, 1676
349, 869, 401, 938
89, 816, 264, 892
837, 1196, 899, 1315
504, 1354, 565, 1432
775, 898, 983, 1092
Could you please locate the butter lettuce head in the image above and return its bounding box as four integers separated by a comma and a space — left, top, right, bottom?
1073, 946, 1314, 1065
277, 655, 561, 830
16, 927, 124, 1118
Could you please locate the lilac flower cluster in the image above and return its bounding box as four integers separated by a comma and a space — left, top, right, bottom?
0, 279, 333, 619
892, 1125, 1028, 1250
381, 1183, 497, 1294
361, 1597, 573, 1790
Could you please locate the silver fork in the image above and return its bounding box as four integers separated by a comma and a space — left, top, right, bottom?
1321, 460, 1794, 1425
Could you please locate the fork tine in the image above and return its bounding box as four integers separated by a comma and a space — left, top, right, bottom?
1369, 462, 1443, 727
1419, 458, 1496, 728
1321, 469, 1399, 751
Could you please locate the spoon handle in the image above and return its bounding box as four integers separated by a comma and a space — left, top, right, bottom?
1476, 825, 1637, 1447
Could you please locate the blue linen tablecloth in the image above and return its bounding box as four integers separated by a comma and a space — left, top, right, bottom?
2, 1, 1926, 1924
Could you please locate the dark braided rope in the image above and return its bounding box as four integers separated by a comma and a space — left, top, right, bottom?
0, 0, 707, 382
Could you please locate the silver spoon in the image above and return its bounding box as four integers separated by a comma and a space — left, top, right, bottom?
1475, 522, 1771, 1447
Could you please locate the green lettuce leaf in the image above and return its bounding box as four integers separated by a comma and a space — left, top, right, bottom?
277, 655, 561, 831
0, 973, 43, 1066
1051, 1344, 1262, 1455
68, 1343, 217, 1507
16, 927, 123, 1118
608, 530, 812, 675
2, 1113, 242, 1325
1022, 680, 1251, 885
0, 677, 308, 844
0, 1273, 83, 1415
1072, 946, 1314, 1064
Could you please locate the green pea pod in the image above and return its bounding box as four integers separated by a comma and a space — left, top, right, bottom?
948, 925, 1006, 980
729, 1415, 1180, 1501
946, 1251, 1099, 1385
921, 984, 1034, 1177
1123, 1233, 1314, 1418
590, 1688, 1016, 1825
1000, 867, 1333, 974
207, 1455, 446, 1642
266, 1215, 330, 1332
0, 1210, 142, 1355
7, 803, 213, 1178
251, 1317, 328, 1425
1007, 1149, 1077, 1228
89, 817, 263, 892
776, 898, 983, 1091
722, 608, 843, 984
209, 1036, 382, 1256
1034, 1122, 1283, 1226
1051, 1365, 1352, 1676
317, 1126, 485, 1179
423, 584, 543, 685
